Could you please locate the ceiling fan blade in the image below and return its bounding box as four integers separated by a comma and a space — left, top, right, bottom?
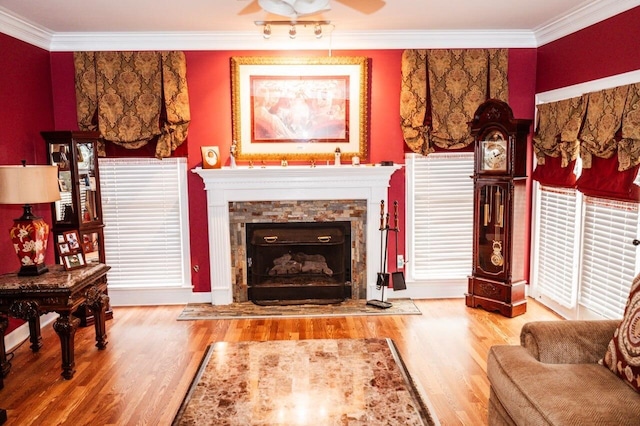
238, 0, 263, 15
335, 0, 385, 14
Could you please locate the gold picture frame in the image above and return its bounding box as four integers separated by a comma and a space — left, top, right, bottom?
231, 56, 369, 162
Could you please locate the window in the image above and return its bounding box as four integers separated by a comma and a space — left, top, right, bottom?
531, 184, 640, 320
99, 157, 191, 290
406, 152, 474, 287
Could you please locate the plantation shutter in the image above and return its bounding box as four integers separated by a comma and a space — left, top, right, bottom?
534, 186, 580, 308
579, 197, 639, 318
409, 152, 474, 279
99, 157, 190, 289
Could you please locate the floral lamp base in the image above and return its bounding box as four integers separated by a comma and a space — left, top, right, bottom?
10, 216, 50, 276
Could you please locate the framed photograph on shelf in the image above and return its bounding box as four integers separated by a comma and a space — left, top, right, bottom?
230, 56, 369, 162
64, 230, 81, 251
58, 229, 87, 270
62, 252, 86, 270
201, 146, 221, 169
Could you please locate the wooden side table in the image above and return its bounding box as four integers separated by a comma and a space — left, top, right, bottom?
0, 263, 110, 387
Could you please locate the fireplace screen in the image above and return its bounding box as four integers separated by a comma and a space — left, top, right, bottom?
246, 221, 352, 304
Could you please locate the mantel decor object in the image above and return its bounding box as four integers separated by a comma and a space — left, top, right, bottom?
0, 162, 61, 275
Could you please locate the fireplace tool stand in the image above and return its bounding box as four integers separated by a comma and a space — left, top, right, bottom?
367, 200, 393, 309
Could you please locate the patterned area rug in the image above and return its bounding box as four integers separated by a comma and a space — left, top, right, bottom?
177, 298, 421, 320
173, 338, 438, 425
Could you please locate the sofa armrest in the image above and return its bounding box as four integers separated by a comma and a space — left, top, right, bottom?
520, 320, 620, 364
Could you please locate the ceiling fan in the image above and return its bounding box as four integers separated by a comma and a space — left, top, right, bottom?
238, 0, 386, 18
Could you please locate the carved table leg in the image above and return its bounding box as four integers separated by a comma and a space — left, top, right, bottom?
53, 313, 80, 380
28, 316, 43, 352
86, 287, 109, 350
0, 315, 9, 382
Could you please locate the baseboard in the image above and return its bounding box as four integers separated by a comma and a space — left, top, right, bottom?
4, 312, 58, 352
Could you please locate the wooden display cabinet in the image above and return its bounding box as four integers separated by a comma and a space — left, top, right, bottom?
42, 130, 111, 325
465, 100, 531, 318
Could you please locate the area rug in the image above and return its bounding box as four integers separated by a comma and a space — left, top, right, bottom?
177, 298, 421, 320
173, 338, 438, 425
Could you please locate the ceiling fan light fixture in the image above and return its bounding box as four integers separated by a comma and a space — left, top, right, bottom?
258, 0, 330, 18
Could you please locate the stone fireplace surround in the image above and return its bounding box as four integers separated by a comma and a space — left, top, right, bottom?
194, 165, 401, 305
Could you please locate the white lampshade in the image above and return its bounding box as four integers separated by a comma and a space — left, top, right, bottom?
0, 165, 61, 205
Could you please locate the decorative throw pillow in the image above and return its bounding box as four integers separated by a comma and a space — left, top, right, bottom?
600, 273, 640, 392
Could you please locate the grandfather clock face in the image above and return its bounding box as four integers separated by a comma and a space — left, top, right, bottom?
479, 130, 508, 173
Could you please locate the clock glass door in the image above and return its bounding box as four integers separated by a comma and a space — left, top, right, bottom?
477, 183, 506, 276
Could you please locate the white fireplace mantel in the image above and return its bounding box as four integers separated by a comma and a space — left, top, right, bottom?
193, 164, 402, 305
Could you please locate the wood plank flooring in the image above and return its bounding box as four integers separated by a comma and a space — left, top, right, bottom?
0, 298, 561, 425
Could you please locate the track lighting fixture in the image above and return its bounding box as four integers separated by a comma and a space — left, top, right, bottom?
254, 20, 331, 40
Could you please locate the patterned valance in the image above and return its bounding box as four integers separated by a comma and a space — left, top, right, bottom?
532, 96, 586, 167
74, 51, 191, 158
400, 49, 509, 155
534, 82, 640, 172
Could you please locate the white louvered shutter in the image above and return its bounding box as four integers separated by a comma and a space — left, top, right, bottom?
409, 152, 474, 279
534, 186, 580, 308
579, 197, 639, 318
99, 157, 191, 289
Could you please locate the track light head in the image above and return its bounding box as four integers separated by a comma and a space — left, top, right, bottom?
263, 24, 272, 39
289, 25, 297, 39
314, 24, 322, 39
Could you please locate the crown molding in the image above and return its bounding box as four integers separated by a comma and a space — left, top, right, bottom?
1, 2, 639, 52
47, 29, 538, 52
534, 0, 640, 47
0, 6, 52, 50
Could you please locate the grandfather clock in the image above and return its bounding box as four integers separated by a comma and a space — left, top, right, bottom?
465, 99, 531, 318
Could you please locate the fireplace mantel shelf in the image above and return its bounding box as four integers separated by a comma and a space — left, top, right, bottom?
194, 164, 403, 305
193, 165, 402, 187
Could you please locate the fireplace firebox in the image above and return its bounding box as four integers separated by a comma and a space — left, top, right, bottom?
246, 221, 352, 304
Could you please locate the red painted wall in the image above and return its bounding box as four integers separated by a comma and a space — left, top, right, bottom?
537, 6, 640, 93
48, 48, 537, 292
0, 33, 55, 334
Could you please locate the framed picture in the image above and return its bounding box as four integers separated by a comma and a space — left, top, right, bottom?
231, 56, 369, 162
58, 242, 71, 255
64, 230, 81, 251
62, 252, 86, 270
201, 146, 221, 169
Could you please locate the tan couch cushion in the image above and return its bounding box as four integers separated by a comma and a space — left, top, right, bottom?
601, 273, 640, 393
488, 345, 640, 425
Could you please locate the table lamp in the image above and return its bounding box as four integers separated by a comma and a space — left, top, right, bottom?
0, 162, 61, 275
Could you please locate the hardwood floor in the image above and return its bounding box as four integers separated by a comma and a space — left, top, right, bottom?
0, 298, 561, 425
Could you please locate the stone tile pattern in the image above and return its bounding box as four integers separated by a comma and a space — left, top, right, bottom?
228, 200, 367, 302
174, 338, 435, 425
177, 298, 422, 320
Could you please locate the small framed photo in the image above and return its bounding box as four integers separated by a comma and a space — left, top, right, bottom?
58, 242, 71, 255
64, 230, 81, 251
201, 146, 221, 169
63, 252, 86, 270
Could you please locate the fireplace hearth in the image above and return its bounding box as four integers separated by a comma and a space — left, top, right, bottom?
247, 222, 352, 304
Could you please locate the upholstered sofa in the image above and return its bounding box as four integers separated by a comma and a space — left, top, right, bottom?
487, 319, 640, 425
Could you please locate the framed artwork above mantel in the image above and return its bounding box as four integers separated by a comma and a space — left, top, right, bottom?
231, 56, 369, 162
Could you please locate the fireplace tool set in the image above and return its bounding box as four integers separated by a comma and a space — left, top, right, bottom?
367, 200, 406, 309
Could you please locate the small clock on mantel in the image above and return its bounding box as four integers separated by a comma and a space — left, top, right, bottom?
466, 99, 531, 318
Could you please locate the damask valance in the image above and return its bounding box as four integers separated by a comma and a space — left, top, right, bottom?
74, 51, 191, 158
533, 82, 640, 201
400, 49, 509, 155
